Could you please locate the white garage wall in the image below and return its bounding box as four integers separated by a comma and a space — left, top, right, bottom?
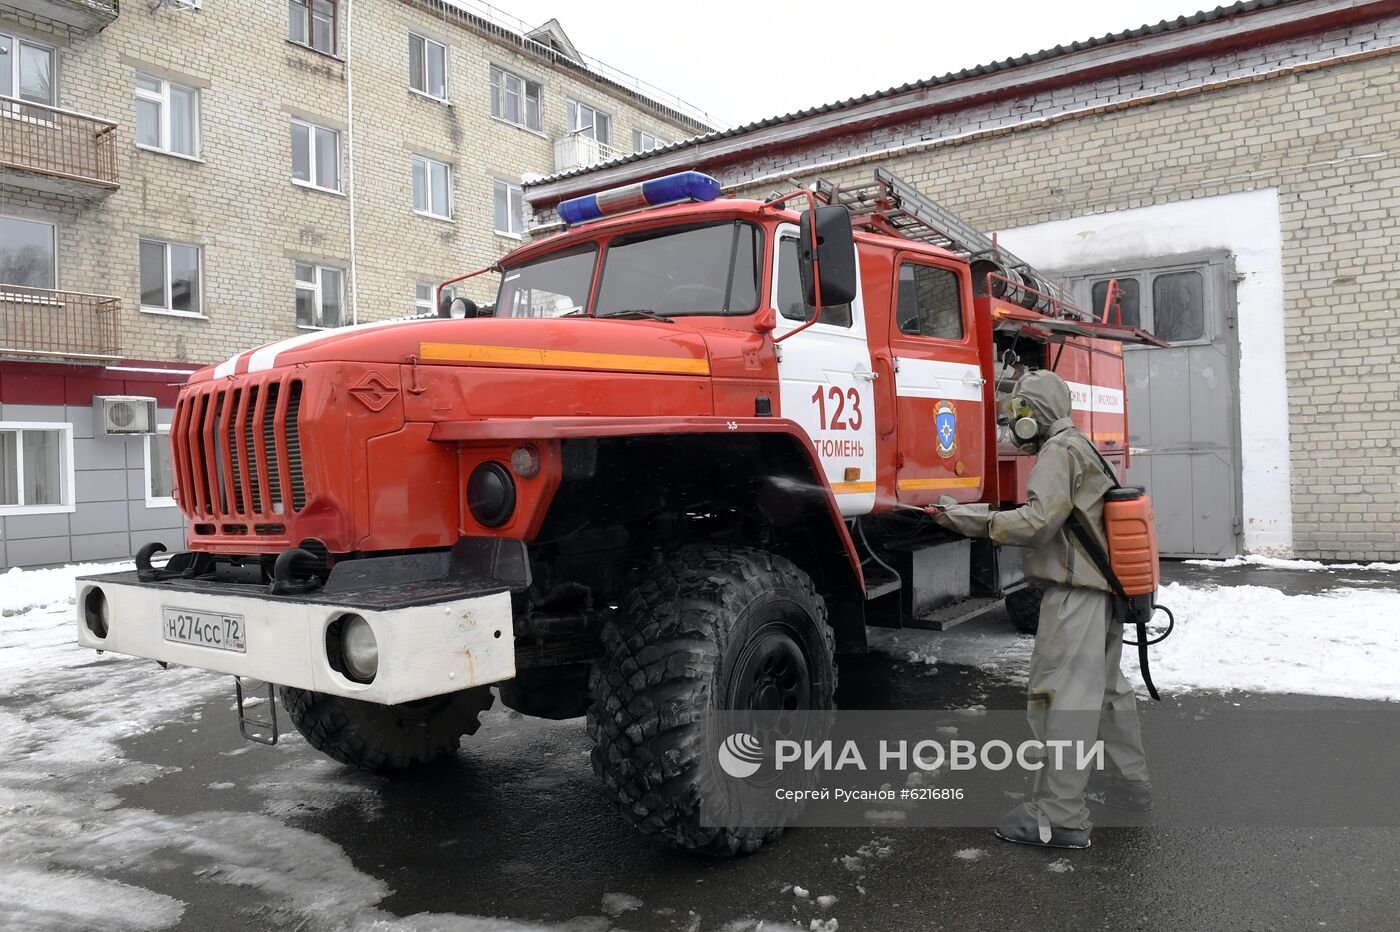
995, 188, 1293, 556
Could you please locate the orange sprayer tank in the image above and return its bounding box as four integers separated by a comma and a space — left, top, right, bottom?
1103, 487, 1160, 596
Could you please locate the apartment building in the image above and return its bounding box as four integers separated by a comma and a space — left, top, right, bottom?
0, 0, 711, 568
526, 0, 1400, 563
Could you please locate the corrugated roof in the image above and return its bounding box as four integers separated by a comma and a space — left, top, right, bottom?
526, 0, 1306, 188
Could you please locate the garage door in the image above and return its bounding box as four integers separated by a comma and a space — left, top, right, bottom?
1063, 255, 1240, 558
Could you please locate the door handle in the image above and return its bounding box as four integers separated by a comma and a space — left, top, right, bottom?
854, 369, 878, 381
873, 354, 896, 438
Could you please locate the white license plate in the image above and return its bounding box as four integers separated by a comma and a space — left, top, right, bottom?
162, 607, 247, 653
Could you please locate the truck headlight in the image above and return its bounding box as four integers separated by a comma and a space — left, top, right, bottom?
467, 461, 515, 527
337, 614, 378, 683
82, 586, 109, 639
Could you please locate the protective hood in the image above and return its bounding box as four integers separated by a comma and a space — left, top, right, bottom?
1018, 370, 1073, 427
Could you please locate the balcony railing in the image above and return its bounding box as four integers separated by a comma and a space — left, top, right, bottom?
0, 96, 119, 197
553, 132, 623, 173
12, 0, 119, 35
0, 286, 123, 360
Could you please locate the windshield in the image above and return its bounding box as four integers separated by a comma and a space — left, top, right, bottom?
494, 221, 764, 319
496, 244, 597, 318
596, 221, 761, 316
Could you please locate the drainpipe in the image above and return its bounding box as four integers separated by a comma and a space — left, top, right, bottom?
344, 0, 360, 326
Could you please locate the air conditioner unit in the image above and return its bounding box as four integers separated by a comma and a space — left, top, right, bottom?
94, 396, 158, 437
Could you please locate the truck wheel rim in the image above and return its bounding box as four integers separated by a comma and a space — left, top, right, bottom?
729, 622, 811, 714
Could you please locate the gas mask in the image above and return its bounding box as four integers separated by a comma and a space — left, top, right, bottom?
1003, 395, 1042, 450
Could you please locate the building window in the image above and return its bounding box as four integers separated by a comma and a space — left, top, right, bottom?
135, 73, 200, 158
411, 155, 452, 219
1087, 265, 1212, 345
139, 240, 202, 316
415, 281, 454, 318
291, 118, 341, 192
566, 99, 611, 145
1090, 278, 1142, 329
0, 422, 74, 515
896, 264, 964, 341
493, 180, 524, 236
289, 0, 336, 55
145, 426, 175, 508
0, 32, 55, 106
489, 66, 541, 131
0, 216, 56, 289
295, 262, 345, 329
1151, 271, 1206, 343
633, 129, 665, 151
408, 33, 447, 99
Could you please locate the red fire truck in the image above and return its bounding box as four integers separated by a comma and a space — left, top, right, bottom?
75, 169, 1157, 854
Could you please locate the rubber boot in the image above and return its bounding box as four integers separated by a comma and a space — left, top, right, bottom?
1086, 775, 1154, 812
993, 807, 1092, 850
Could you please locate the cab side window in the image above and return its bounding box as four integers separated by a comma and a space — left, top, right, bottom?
897, 264, 963, 340
776, 236, 852, 328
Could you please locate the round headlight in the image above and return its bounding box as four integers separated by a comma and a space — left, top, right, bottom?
82, 587, 109, 639
467, 461, 516, 528
340, 614, 378, 683
509, 444, 541, 479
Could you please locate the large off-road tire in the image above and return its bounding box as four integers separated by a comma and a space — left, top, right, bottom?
1006, 585, 1044, 635
279, 686, 493, 772
587, 546, 836, 856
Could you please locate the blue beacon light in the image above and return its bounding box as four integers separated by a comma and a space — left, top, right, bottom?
558, 171, 722, 226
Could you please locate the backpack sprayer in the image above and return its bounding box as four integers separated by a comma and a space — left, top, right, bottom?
1066, 449, 1174, 701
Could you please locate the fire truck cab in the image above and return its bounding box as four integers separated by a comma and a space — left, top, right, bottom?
75, 170, 1157, 855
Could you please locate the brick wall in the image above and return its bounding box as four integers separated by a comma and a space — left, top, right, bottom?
0, 0, 701, 365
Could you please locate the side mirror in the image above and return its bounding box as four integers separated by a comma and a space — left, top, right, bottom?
798, 205, 857, 308
439, 294, 479, 319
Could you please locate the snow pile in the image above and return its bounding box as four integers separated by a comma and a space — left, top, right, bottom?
0, 561, 132, 615
1123, 582, 1400, 701
1185, 554, 1400, 572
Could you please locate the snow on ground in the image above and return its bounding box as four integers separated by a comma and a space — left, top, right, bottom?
1185, 554, 1400, 572
0, 563, 644, 932
1121, 581, 1400, 702
882, 574, 1400, 703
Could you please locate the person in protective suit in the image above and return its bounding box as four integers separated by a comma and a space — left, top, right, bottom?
932, 369, 1150, 849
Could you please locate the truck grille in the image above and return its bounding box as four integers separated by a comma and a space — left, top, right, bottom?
172, 376, 308, 522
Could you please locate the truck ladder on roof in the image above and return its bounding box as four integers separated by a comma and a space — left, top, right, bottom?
813, 169, 1165, 346
817, 169, 1078, 306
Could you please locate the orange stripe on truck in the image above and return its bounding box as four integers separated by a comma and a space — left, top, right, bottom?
897, 477, 983, 490
418, 342, 710, 375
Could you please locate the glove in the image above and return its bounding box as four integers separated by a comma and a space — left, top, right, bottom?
931, 494, 993, 539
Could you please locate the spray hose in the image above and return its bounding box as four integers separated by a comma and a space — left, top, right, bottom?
1064, 513, 1172, 700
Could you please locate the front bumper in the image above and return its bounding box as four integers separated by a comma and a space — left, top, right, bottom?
74, 563, 518, 706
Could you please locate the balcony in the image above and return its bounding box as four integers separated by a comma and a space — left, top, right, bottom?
0, 96, 120, 199
553, 132, 624, 173
11, 0, 119, 35
0, 286, 123, 361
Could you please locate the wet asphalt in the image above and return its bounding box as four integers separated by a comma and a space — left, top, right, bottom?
65, 565, 1400, 930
